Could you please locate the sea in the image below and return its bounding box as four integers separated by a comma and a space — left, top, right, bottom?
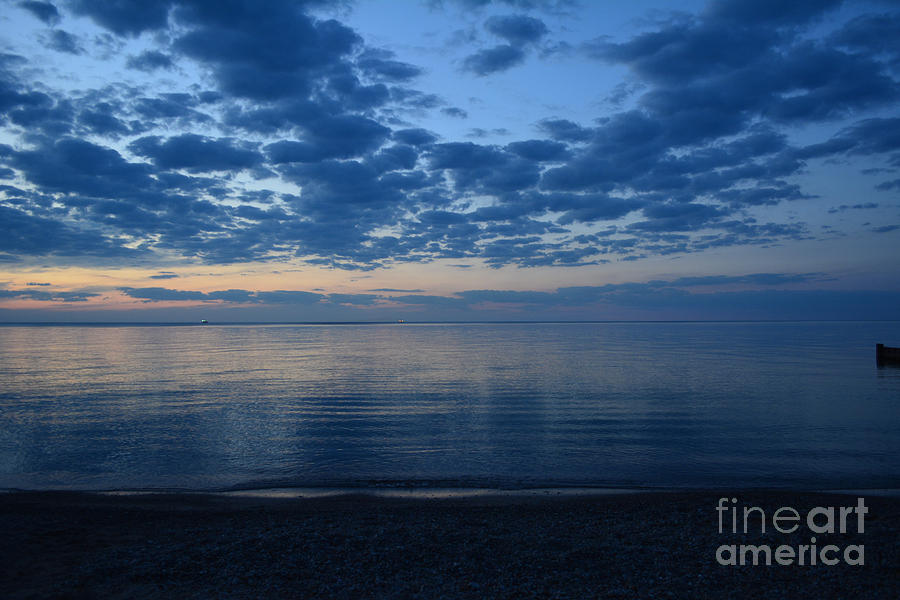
1, 321, 899, 492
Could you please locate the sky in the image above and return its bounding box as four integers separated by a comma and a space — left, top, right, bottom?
0, 0, 898, 322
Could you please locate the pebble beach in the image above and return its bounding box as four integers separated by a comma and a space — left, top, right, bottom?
2, 490, 898, 599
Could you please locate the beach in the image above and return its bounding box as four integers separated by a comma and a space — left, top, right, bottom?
2, 490, 898, 599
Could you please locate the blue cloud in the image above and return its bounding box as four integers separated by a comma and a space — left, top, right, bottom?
129, 134, 263, 172
0, 0, 896, 276
462, 44, 526, 75
45, 30, 82, 55
69, 0, 173, 36
357, 50, 423, 82
485, 14, 548, 45
126, 50, 175, 71
172, 1, 360, 101
18, 1, 60, 25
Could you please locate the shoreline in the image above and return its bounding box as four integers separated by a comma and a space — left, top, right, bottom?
6, 483, 900, 499
3, 489, 898, 598
0, 485, 900, 500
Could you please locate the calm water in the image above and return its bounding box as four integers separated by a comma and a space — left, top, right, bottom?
1, 322, 899, 491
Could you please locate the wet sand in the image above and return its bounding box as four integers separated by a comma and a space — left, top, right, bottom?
2, 490, 898, 599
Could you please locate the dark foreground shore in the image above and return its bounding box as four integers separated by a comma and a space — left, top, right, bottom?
2, 490, 898, 599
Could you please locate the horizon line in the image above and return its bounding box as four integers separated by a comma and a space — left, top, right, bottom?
2, 319, 900, 326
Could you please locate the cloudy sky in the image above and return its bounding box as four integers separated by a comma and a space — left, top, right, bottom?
0, 0, 898, 321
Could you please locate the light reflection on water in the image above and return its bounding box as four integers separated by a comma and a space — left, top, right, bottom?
1, 321, 899, 490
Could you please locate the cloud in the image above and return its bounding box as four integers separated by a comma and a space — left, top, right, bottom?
11, 272, 899, 321
69, 0, 173, 37
537, 119, 592, 142
18, 1, 60, 25
78, 104, 132, 137
45, 30, 82, 55
459, 14, 550, 77
506, 139, 570, 162
328, 293, 380, 305
6, 137, 155, 198
119, 287, 207, 302
264, 115, 390, 162
485, 14, 548, 45
441, 107, 468, 118
0, 204, 137, 259
357, 50, 423, 82
705, 0, 843, 27
437, 0, 575, 12
129, 134, 264, 172
255, 290, 324, 304
172, 1, 361, 102
119, 286, 326, 305
0, 0, 897, 276
831, 12, 900, 69
462, 44, 526, 75
393, 128, 438, 146
0, 287, 100, 302
126, 50, 174, 71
